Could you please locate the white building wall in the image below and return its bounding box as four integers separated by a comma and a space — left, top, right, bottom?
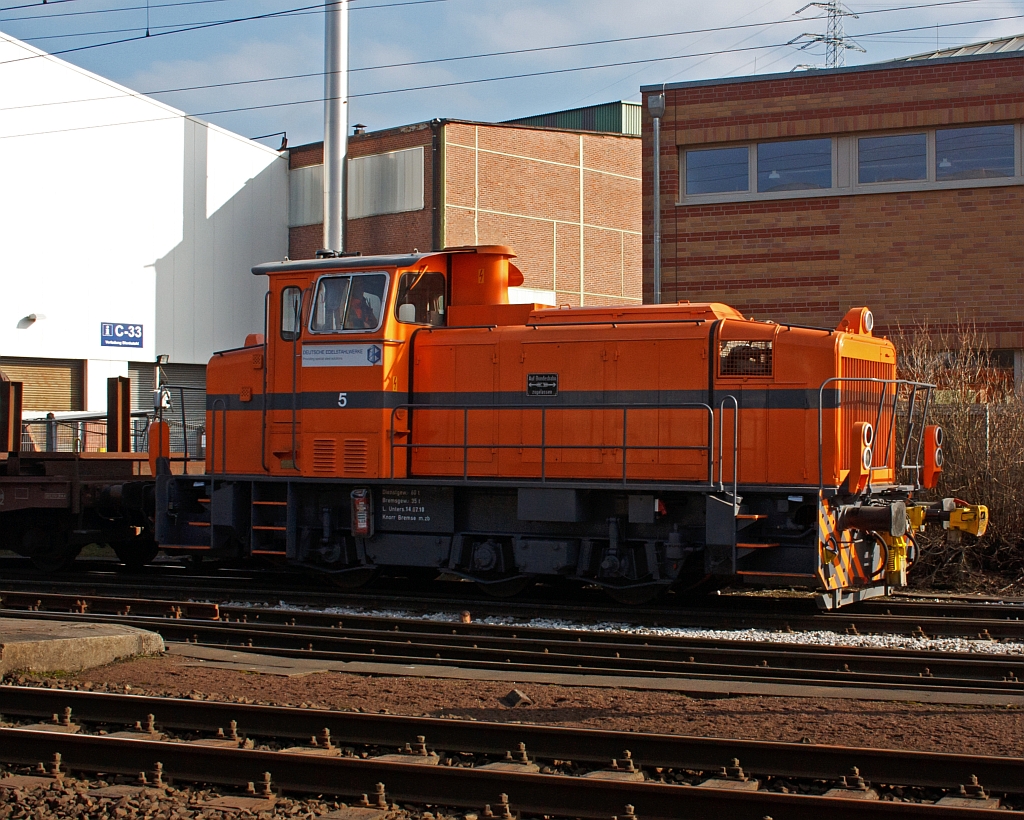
0, 33, 288, 410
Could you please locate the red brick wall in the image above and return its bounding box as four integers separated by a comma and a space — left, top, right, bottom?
288, 126, 435, 259
443, 122, 641, 306
288, 122, 643, 307
642, 55, 1024, 347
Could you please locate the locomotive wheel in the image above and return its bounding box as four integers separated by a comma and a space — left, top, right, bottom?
25, 526, 77, 573
328, 567, 380, 590
604, 584, 666, 606
476, 576, 533, 598
114, 539, 160, 571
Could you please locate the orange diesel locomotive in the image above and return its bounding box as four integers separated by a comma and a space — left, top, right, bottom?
154, 245, 987, 607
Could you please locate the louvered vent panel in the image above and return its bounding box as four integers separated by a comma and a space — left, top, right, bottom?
840, 357, 897, 469
312, 438, 337, 474
343, 438, 368, 474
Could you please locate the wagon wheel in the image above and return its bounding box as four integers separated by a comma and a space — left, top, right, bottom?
25, 525, 77, 574
476, 576, 533, 598
328, 566, 381, 590
604, 584, 666, 606
114, 537, 161, 571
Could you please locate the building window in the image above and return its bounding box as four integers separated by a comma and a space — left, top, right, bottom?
757, 138, 831, 192
685, 146, 749, 195
936, 125, 1015, 181
858, 133, 927, 184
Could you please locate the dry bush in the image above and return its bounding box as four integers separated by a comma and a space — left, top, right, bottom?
893, 324, 1024, 591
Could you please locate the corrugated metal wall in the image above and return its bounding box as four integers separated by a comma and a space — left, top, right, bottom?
504, 102, 642, 136
347, 146, 425, 220
0, 357, 84, 411
128, 362, 156, 411
289, 163, 324, 227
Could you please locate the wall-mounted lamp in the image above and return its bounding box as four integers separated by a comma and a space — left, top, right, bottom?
769, 170, 781, 180
939, 158, 952, 168
17, 313, 45, 329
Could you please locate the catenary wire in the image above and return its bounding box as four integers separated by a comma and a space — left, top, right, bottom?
4, 9, 1023, 141
0, 0, 1002, 107
0, 0, 439, 23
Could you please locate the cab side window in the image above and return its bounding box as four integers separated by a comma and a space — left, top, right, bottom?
281, 286, 303, 341
345, 274, 388, 330
395, 271, 446, 326
310, 277, 352, 332
309, 273, 389, 333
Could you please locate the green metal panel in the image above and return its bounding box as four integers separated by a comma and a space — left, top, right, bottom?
504, 102, 641, 136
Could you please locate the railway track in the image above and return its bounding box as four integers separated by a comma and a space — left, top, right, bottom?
2, 597, 1024, 700
2, 570, 1024, 640
0, 685, 1019, 818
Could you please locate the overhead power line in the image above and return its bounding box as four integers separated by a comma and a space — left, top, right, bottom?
0, 0, 441, 24
4, 9, 1024, 141
0, 0, 998, 98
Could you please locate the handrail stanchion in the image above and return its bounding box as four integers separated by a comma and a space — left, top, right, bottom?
540, 407, 547, 482
210, 398, 227, 474
621, 407, 628, 484
463, 407, 469, 480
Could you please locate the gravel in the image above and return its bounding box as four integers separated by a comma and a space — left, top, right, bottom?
250, 602, 1024, 656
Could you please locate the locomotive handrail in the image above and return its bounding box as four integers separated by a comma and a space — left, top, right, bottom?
388, 401, 717, 487
717, 394, 739, 503
816, 376, 936, 494
210, 398, 227, 474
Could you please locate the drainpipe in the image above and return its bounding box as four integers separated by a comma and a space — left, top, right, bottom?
648, 92, 666, 305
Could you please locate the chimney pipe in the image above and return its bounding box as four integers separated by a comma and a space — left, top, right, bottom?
323, 0, 348, 253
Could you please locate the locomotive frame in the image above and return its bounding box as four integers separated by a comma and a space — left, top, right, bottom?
153, 245, 987, 608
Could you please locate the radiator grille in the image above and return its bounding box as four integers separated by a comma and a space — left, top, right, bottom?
720, 340, 772, 376
312, 438, 337, 474
343, 438, 368, 474
840, 357, 896, 469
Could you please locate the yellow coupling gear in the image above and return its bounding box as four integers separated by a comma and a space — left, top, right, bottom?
906, 505, 926, 532
884, 535, 909, 588
948, 505, 989, 537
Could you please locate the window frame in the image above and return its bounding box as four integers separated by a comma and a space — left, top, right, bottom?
677, 123, 1024, 205
306, 271, 391, 335
394, 270, 448, 326
684, 144, 752, 196
280, 286, 303, 342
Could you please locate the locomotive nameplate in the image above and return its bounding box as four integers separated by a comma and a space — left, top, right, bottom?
527, 373, 558, 396
378, 486, 454, 532
302, 343, 383, 367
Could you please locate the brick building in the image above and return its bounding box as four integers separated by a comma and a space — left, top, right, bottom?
289, 115, 641, 306
641, 39, 1024, 385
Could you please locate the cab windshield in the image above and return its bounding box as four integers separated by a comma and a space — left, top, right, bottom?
309, 272, 389, 333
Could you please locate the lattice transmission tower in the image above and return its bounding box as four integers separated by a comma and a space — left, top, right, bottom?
791, 0, 865, 68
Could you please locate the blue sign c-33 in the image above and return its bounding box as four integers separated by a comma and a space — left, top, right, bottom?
101, 322, 144, 348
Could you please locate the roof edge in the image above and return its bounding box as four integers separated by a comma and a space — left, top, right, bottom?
640, 49, 1024, 95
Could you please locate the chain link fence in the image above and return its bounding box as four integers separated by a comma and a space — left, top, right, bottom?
20, 384, 207, 457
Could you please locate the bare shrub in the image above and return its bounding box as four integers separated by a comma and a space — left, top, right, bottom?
893, 324, 1024, 591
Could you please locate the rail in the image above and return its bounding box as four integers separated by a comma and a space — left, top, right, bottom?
817, 377, 936, 493
389, 401, 737, 489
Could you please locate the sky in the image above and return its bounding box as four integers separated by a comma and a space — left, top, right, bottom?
2, 0, 1024, 147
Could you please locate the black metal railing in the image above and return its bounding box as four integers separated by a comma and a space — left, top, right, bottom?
388, 401, 736, 489
817, 376, 937, 492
